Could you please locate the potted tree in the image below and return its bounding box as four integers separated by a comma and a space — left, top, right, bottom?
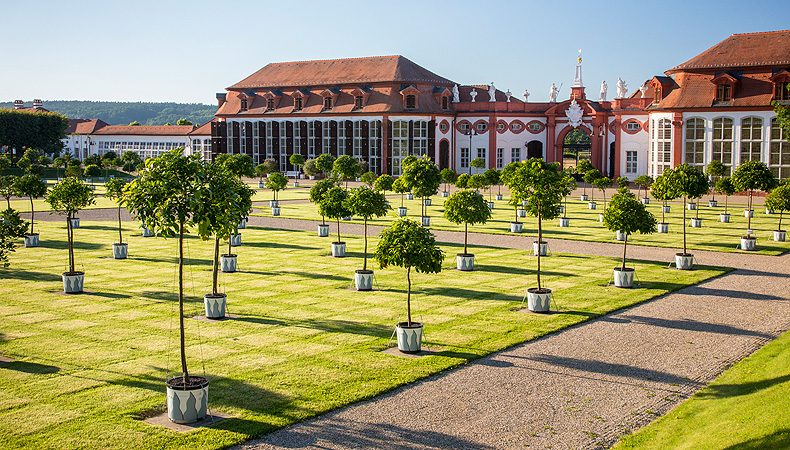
289, 154, 305, 186
455, 173, 470, 190
584, 169, 602, 209
576, 159, 594, 201
521, 158, 569, 312
360, 171, 377, 188
309, 177, 338, 237
665, 164, 708, 269
265, 172, 288, 215
315, 153, 336, 178
345, 186, 389, 290
634, 175, 654, 204
603, 188, 658, 287
593, 176, 613, 222
715, 176, 736, 223
392, 177, 410, 217
45, 177, 95, 293
705, 160, 727, 207
470, 157, 486, 175
374, 173, 394, 209
440, 168, 457, 198
0, 208, 29, 267
484, 168, 501, 202
0, 175, 17, 210
732, 160, 776, 250
13, 174, 47, 248
373, 219, 444, 353
304, 158, 319, 180
104, 178, 128, 259
651, 173, 677, 233
319, 186, 351, 257
765, 181, 789, 242
559, 169, 577, 227
403, 156, 441, 226
254, 163, 269, 188
444, 189, 492, 271
123, 149, 210, 424
502, 161, 527, 232
332, 155, 360, 189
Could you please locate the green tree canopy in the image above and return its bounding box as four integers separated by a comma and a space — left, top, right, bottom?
310, 177, 338, 225
13, 174, 47, 235
303, 158, 319, 177
0, 175, 17, 209
664, 164, 709, 254
45, 176, 95, 274
603, 188, 658, 270
265, 172, 288, 201
576, 159, 594, 174
443, 189, 492, 254
360, 171, 377, 187
345, 186, 389, 270
733, 160, 777, 230
176, 118, 193, 126
222, 154, 255, 178
289, 153, 305, 171
0, 109, 69, 157
765, 181, 790, 232
0, 208, 29, 267
332, 155, 360, 187
315, 154, 336, 174
319, 186, 351, 243
402, 156, 440, 216
374, 174, 394, 193
440, 168, 458, 190
470, 158, 486, 171
455, 173, 470, 189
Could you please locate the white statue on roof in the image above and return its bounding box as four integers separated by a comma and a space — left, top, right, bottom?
524, 89, 530, 102
505, 89, 512, 103
639, 83, 648, 98
452, 84, 460, 103
470, 88, 477, 103
599, 80, 608, 102
549, 83, 559, 103
489, 83, 497, 102
616, 78, 628, 99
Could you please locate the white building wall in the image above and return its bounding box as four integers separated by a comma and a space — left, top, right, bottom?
619, 115, 650, 179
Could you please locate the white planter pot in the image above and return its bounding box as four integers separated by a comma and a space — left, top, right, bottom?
557, 205, 564, 214
709, 200, 717, 207
237, 218, 246, 229
641, 198, 650, 205
510, 222, 523, 233
229, 234, 242, 247
615, 230, 626, 241
396, 322, 423, 353
687, 203, 696, 210
496, 194, 503, 201
487, 202, 494, 209
62, 271, 84, 293
456, 253, 474, 271
558, 217, 570, 227
527, 288, 551, 312
141, 225, 155, 237
269, 200, 278, 208
112, 243, 128, 259
662, 206, 671, 214
588, 202, 597, 210
397, 207, 407, 217
424, 198, 432, 206
342, 216, 351, 221
598, 213, 604, 223
675, 253, 694, 270
720, 214, 730, 223
744, 209, 754, 218
421, 216, 430, 227
24, 233, 39, 248
204, 293, 226, 319
689, 218, 702, 228
774, 230, 786, 242
293, 181, 300, 187
522, 199, 528, 207
220, 254, 237, 273
533, 241, 548, 256
70, 217, 80, 229
166, 376, 209, 424
318, 224, 330, 237
740, 236, 756, 251
272, 207, 280, 216
258, 181, 265, 188
658, 223, 669, 233
766, 208, 774, 215
406, 194, 414, 200
517, 209, 526, 218
310, 175, 316, 180
580, 195, 588, 201
331, 242, 346, 257
354, 270, 373, 291
441, 191, 449, 198
613, 268, 635, 288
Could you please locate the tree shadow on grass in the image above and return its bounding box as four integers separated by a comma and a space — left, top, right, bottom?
697, 374, 790, 400
235, 315, 392, 338
723, 429, 790, 450
1, 360, 60, 374
474, 264, 571, 277
618, 314, 775, 339
526, 354, 692, 385
86, 291, 131, 299
241, 241, 313, 251
36, 239, 104, 251
297, 271, 358, 283
133, 256, 209, 266
415, 286, 525, 303
0, 269, 61, 282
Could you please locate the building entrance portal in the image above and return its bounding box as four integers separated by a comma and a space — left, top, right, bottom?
439, 140, 449, 169
526, 141, 543, 160
562, 128, 591, 169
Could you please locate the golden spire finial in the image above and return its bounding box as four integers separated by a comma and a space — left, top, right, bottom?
577, 49, 582, 64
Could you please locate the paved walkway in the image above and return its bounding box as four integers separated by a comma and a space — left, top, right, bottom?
28, 209, 790, 449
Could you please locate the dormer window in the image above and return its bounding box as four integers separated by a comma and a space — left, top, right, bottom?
266, 98, 274, 111
776, 82, 790, 101
324, 96, 332, 110
294, 97, 303, 111
354, 96, 363, 109
716, 84, 731, 102
711, 72, 738, 103
240, 98, 248, 111
441, 96, 448, 110
654, 87, 661, 104
406, 95, 416, 109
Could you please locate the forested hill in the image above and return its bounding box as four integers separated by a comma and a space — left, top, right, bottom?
0, 100, 217, 126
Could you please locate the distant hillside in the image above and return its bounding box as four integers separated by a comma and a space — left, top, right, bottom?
0, 100, 217, 126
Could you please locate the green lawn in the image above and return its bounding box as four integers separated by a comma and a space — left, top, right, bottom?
0, 221, 726, 450
613, 329, 790, 450
262, 192, 790, 255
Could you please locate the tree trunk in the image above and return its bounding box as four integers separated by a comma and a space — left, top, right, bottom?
67, 213, 74, 273
682, 195, 687, 255
662, 201, 666, 223
212, 237, 219, 295
29, 196, 35, 235
400, 194, 404, 208
363, 218, 368, 271
725, 195, 729, 215
622, 233, 628, 271
537, 208, 542, 290
747, 190, 753, 230
464, 222, 468, 254
406, 265, 412, 326
695, 199, 700, 219
179, 220, 189, 383
117, 205, 123, 244
336, 217, 341, 243
514, 207, 518, 224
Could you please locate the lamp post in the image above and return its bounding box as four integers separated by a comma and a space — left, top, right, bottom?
465, 128, 477, 174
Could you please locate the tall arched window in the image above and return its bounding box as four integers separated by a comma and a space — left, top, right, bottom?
391, 121, 409, 175
712, 118, 734, 172
651, 118, 672, 176
684, 117, 705, 168
770, 118, 790, 180
740, 117, 763, 163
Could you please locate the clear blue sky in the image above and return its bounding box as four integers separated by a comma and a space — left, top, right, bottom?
3, 0, 789, 105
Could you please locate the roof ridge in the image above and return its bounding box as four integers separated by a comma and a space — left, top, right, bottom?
731, 29, 790, 37
268, 55, 403, 66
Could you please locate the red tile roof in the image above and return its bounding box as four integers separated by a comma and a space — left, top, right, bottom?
655, 70, 776, 109
228, 55, 454, 89
92, 125, 196, 136
65, 119, 109, 134
189, 121, 213, 136
668, 30, 790, 73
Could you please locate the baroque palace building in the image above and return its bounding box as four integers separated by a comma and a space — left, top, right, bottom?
211, 30, 790, 181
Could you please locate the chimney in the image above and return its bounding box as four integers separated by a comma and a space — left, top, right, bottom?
33, 99, 43, 109
14, 100, 24, 110
216, 93, 226, 108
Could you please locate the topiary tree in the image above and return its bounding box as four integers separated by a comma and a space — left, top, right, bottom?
254, 163, 268, 181
651, 173, 678, 224
715, 176, 737, 215
455, 173, 470, 190
303, 158, 319, 178
104, 178, 127, 245
392, 177, 410, 208
315, 153, 336, 176
14, 174, 48, 235
765, 181, 790, 235
484, 168, 501, 199
470, 157, 486, 175
332, 155, 359, 188
262, 158, 278, 175
0, 175, 17, 210
616, 176, 629, 190
665, 164, 708, 256
603, 188, 657, 271
45, 176, 95, 275
634, 175, 654, 200
467, 174, 487, 193
265, 172, 288, 203
0, 208, 29, 267
84, 164, 101, 186
444, 189, 492, 256
361, 171, 377, 187
402, 156, 441, 218
289, 153, 305, 175
583, 169, 602, 203
502, 161, 526, 223
373, 218, 444, 327
593, 176, 614, 210
576, 159, 595, 196
705, 160, 727, 202
732, 160, 777, 231
223, 154, 255, 178
561, 168, 577, 217
310, 177, 338, 226
374, 174, 394, 197
319, 186, 352, 245
440, 168, 457, 194
345, 186, 389, 271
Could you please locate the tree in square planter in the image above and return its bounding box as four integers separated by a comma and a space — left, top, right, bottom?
520, 158, 569, 311
13, 174, 47, 248
705, 160, 727, 207
0, 175, 18, 210
593, 176, 613, 219
303, 158, 319, 180
583, 169, 602, 209
104, 178, 129, 259
374, 218, 444, 353
403, 156, 441, 226
265, 172, 288, 213
557, 169, 577, 227
634, 175, 654, 204
765, 181, 790, 242
374, 174, 394, 199
484, 168, 501, 202
444, 189, 492, 271
320, 186, 351, 257
470, 157, 486, 175
715, 176, 736, 223
603, 188, 657, 288
123, 149, 210, 424
332, 155, 360, 189
502, 161, 527, 232
732, 160, 777, 251
440, 168, 457, 197
345, 186, 389, 290
392, 177, 410, 217
665, 164, 708, 269
360, 171, 377, 188
0, 208, 29, 267
45, 177, 95, 293
576, 159, 594, 200
196, 162, 253, 318
651, 173, 678, 233
315, 153, 336, 178
310, 177, 338, 237
289, 153, 305, 181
